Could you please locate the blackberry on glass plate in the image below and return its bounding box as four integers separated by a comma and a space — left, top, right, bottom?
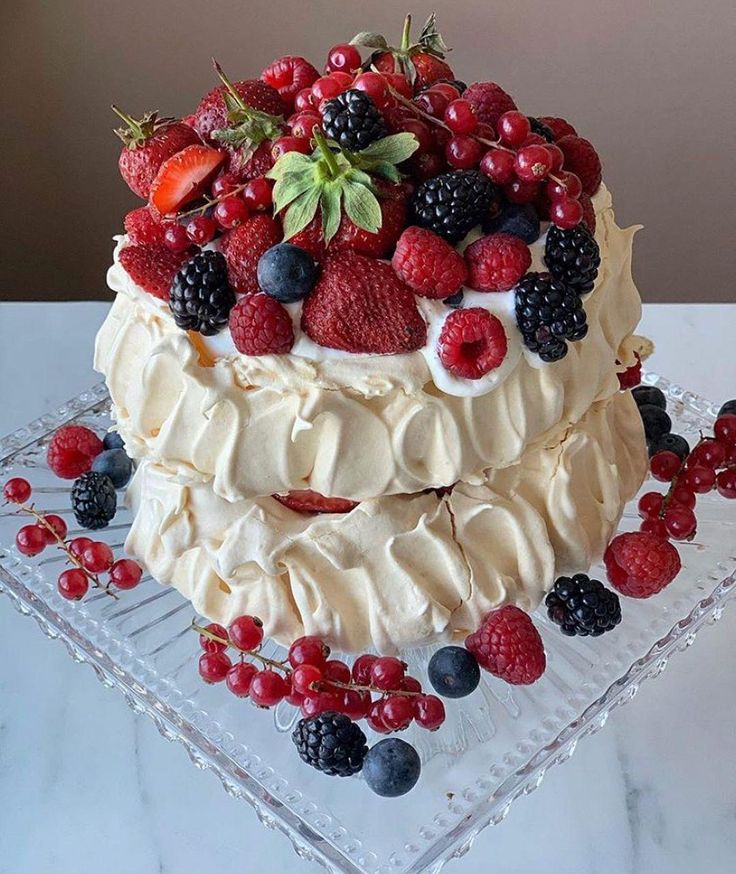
71, 471, 117, 530
292, 711, 367, 777
545, 573, 622, 636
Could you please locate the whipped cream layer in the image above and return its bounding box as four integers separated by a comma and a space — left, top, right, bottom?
125, 391, 647, 653
95, 186, 642, 502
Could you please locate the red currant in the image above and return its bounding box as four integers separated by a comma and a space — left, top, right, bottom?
323, 659, 351, 684
671, 484, 697, 509
300, 688, 343, 717
271, 136, 311, 161
545, 144, 565, 174
480, 149, 516, 184
199, 622, 228, 653
214, 197, 249, 229
411, 151, 445, 182
81, 541, 113, 573
289, 111, 321, 140
401, 676, 422, 693
186, 215, 217, 246
638, 491, 665, 519
683, 465, 716, 494
311, 75, 342, 105
370, 656, 406, 691
650, 450, 682, 482
226, 661, 257, 697
414, 694, 446, 730
352, 72, 390, 109
550, 198, 583, 229
16, 524, 47, 557
294, 88, 313, 112
41, 514, 67, 542
381, 695, 414, 730
366, 699, 391, 733
413, 89, 448, 118
243, 177, 274, 211
341, 689, 372, 720
351, 653, 377, 685
326, 43, 362, 74
430, 82, 461, 102
249, 670, 288, 707
546, 171, 582, 203
285, 687, 305, 708
163, 223, 191, 253
714, 414, 736, 446
288, 635, 329, 669
496, 111, 530, 147
401, 118, 433, 154
446, 135, 482, 169
689, 439, 727, 469
716, 468, 736, 499
383, 72, 412, 100
504, 178, 540, 204
444, 99, 477, 135
109, 558, 142, 590
522, 133, 547, 147
664, 505, 697, 540
68, 537, 93, 560
640, 517, 668, 538
211, 173, 239, 199
291, 664, 323, 695
58, 568, 89, 600
3, 477, 31, 503
198, 651, 232, 684
228, 615, 264, 651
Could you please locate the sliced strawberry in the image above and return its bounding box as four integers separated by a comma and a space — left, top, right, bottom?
273, 490, 359, 514
149, 145, 225, 215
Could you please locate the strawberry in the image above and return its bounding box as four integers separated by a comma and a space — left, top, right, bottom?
226, 138, 274, 182
118, 244, 188, 300
301, 251, 427, 354
123, 206, 167, 245
193, 79, 285, 143
219, 214, 282, 295
290, 215, 326, 262
411, 53, 455, 89
273, 490, 359, 514
113, 107, 200, 199
149, 145, 225, 215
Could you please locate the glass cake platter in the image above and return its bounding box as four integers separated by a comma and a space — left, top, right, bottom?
0, 373, 734, 874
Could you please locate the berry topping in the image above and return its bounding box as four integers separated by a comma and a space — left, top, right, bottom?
462, 81, 517, 128
427, 646, 480, 698
169, 251, 236, 336
409, 170, 497, 242
528, 117, 555, 142
149, 144, 225, 215
604, 532, 681, 598
482, 203, 540, 244
326, 44, 362, 75
261, 56, 320, 108
257, 243, 317, 303
438, 308, 508, 379
514, 272, 588, 362
465, 605, 546, 685
537, 116, 578, 141
124, 206, 167, 246
330, 182, 408, 259
544, 223, 601, 294
362, 738, 421, 797
301, 252, 427, 354
119, 243, 188, 300
70, 472, 117, 530
92, 448, 133, 489
220, 214, 283, 295
321, 89, 387, 152
273, 490, 358, 514
391, 226, 467, 299
47, 425, 103, 480
545, 573, 622, 637
464, 232, 531, 292
556, 135, 602, 196
292, 712, 368, 777
229, 293, 294, 355
193, 78, 285, 144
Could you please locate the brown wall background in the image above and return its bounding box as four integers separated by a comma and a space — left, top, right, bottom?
2, 0, 734, 302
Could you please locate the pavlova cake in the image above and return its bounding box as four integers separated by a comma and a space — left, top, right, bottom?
95, 15, 649, 654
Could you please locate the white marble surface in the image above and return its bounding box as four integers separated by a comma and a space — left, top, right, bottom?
0, 301, 735, 874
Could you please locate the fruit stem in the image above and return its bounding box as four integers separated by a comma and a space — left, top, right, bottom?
175, 182, 248, 219
191, 620, 292, 672
319, 678, 422, 697
110, 104, 141, 134
212, 58, 248, 113
312, 127, 341, 178
400, 14, 413, 52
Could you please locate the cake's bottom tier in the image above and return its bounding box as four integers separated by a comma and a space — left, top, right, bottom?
125, 391, 647, 653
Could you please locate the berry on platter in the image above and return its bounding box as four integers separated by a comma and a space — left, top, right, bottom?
638, 404, 672, 444
71, 472, 117, 530
47, 425, 103, 480
81, 541, 114, 573
92, 448, 133, 488
427, 646, 480, 698
604, 532, 681, 598
437, 308, 508, 379
58, 568, 90, 601
633, 385, 667, 410
288, 635, 330, 669
257, 243, 317, 303
199, 651, 232, 684
3, 477, 32, 504
545, 573, 622, 637
109, 558, 143, 590
226, 662, 258, 698
362, 738, 421, 797
228, 615, 264, 651
650, 450, 682, 482
16, 524, 47, 557
249, 670, 289, 707
292, 712, 368, 777
465, 605, 546, 685
199, 623, 229, 653
102, 431, 125, 452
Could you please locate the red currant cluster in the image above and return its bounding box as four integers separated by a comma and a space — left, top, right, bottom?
3, 477, 142, 601
639, 413, 736, 540
195, 616, 446, 732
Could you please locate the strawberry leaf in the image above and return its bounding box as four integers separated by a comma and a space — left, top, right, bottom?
355, 132, 419, 165
271, 168, 319, 213
342, 180, 381, 234
350, 31, 389, 49
320, 182, 343, 244
283, 186, 321, 239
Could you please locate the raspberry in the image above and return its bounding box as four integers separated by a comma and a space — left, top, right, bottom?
260, 56, 320, 108
124, 206, 167, 245
557, 136, 602, 196
464, 233, 531, 292
463, 82, 517, 128
579, 193, 596, 234
273, 490, 358, 514
438, 308, 508, 379
47, 425, 103, 479
617, 354, 642, 390
537, 116, 578, 141
118, 244, 188, 301
229, 293, 294, 355
219, 214, 282, 295
465, 605, 546, 685
604, 532, 681, 598
392, 227, 467, 299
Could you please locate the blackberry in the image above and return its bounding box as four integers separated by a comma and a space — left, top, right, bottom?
718, 399, 736, 417
528, 116, 555, 142
515, 272, 588, 362
443, 290, 464, 308
545, 573, 622, 636
71, 472, 117, 530
321, 89, 386, 152
544, 224, 601, 294
410, 170, 497, 242
483, 202, 540, 244
169, 251, 236, 336
292, 711, 367, 777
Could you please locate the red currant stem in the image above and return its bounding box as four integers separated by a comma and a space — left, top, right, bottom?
175, 182, 249, 220
191, 620, 291, 672
16, 504, 118, 599
315, 678, 422, 697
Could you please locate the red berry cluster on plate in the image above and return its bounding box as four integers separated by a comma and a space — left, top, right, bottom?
111, 13, 605, 381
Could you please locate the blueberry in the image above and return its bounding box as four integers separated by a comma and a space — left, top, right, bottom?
482, 203, 540, 244
363, 739, 421, 798
443, 290, 464, 308
718, 399, 736, 417
103, 431, 125, 451
257, 243, 317, 303
428, 646, 480, 699
648, 432, 690, 460
632, 385, 666, 410
638, 404, 672, 443
92, 448, 132, 488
